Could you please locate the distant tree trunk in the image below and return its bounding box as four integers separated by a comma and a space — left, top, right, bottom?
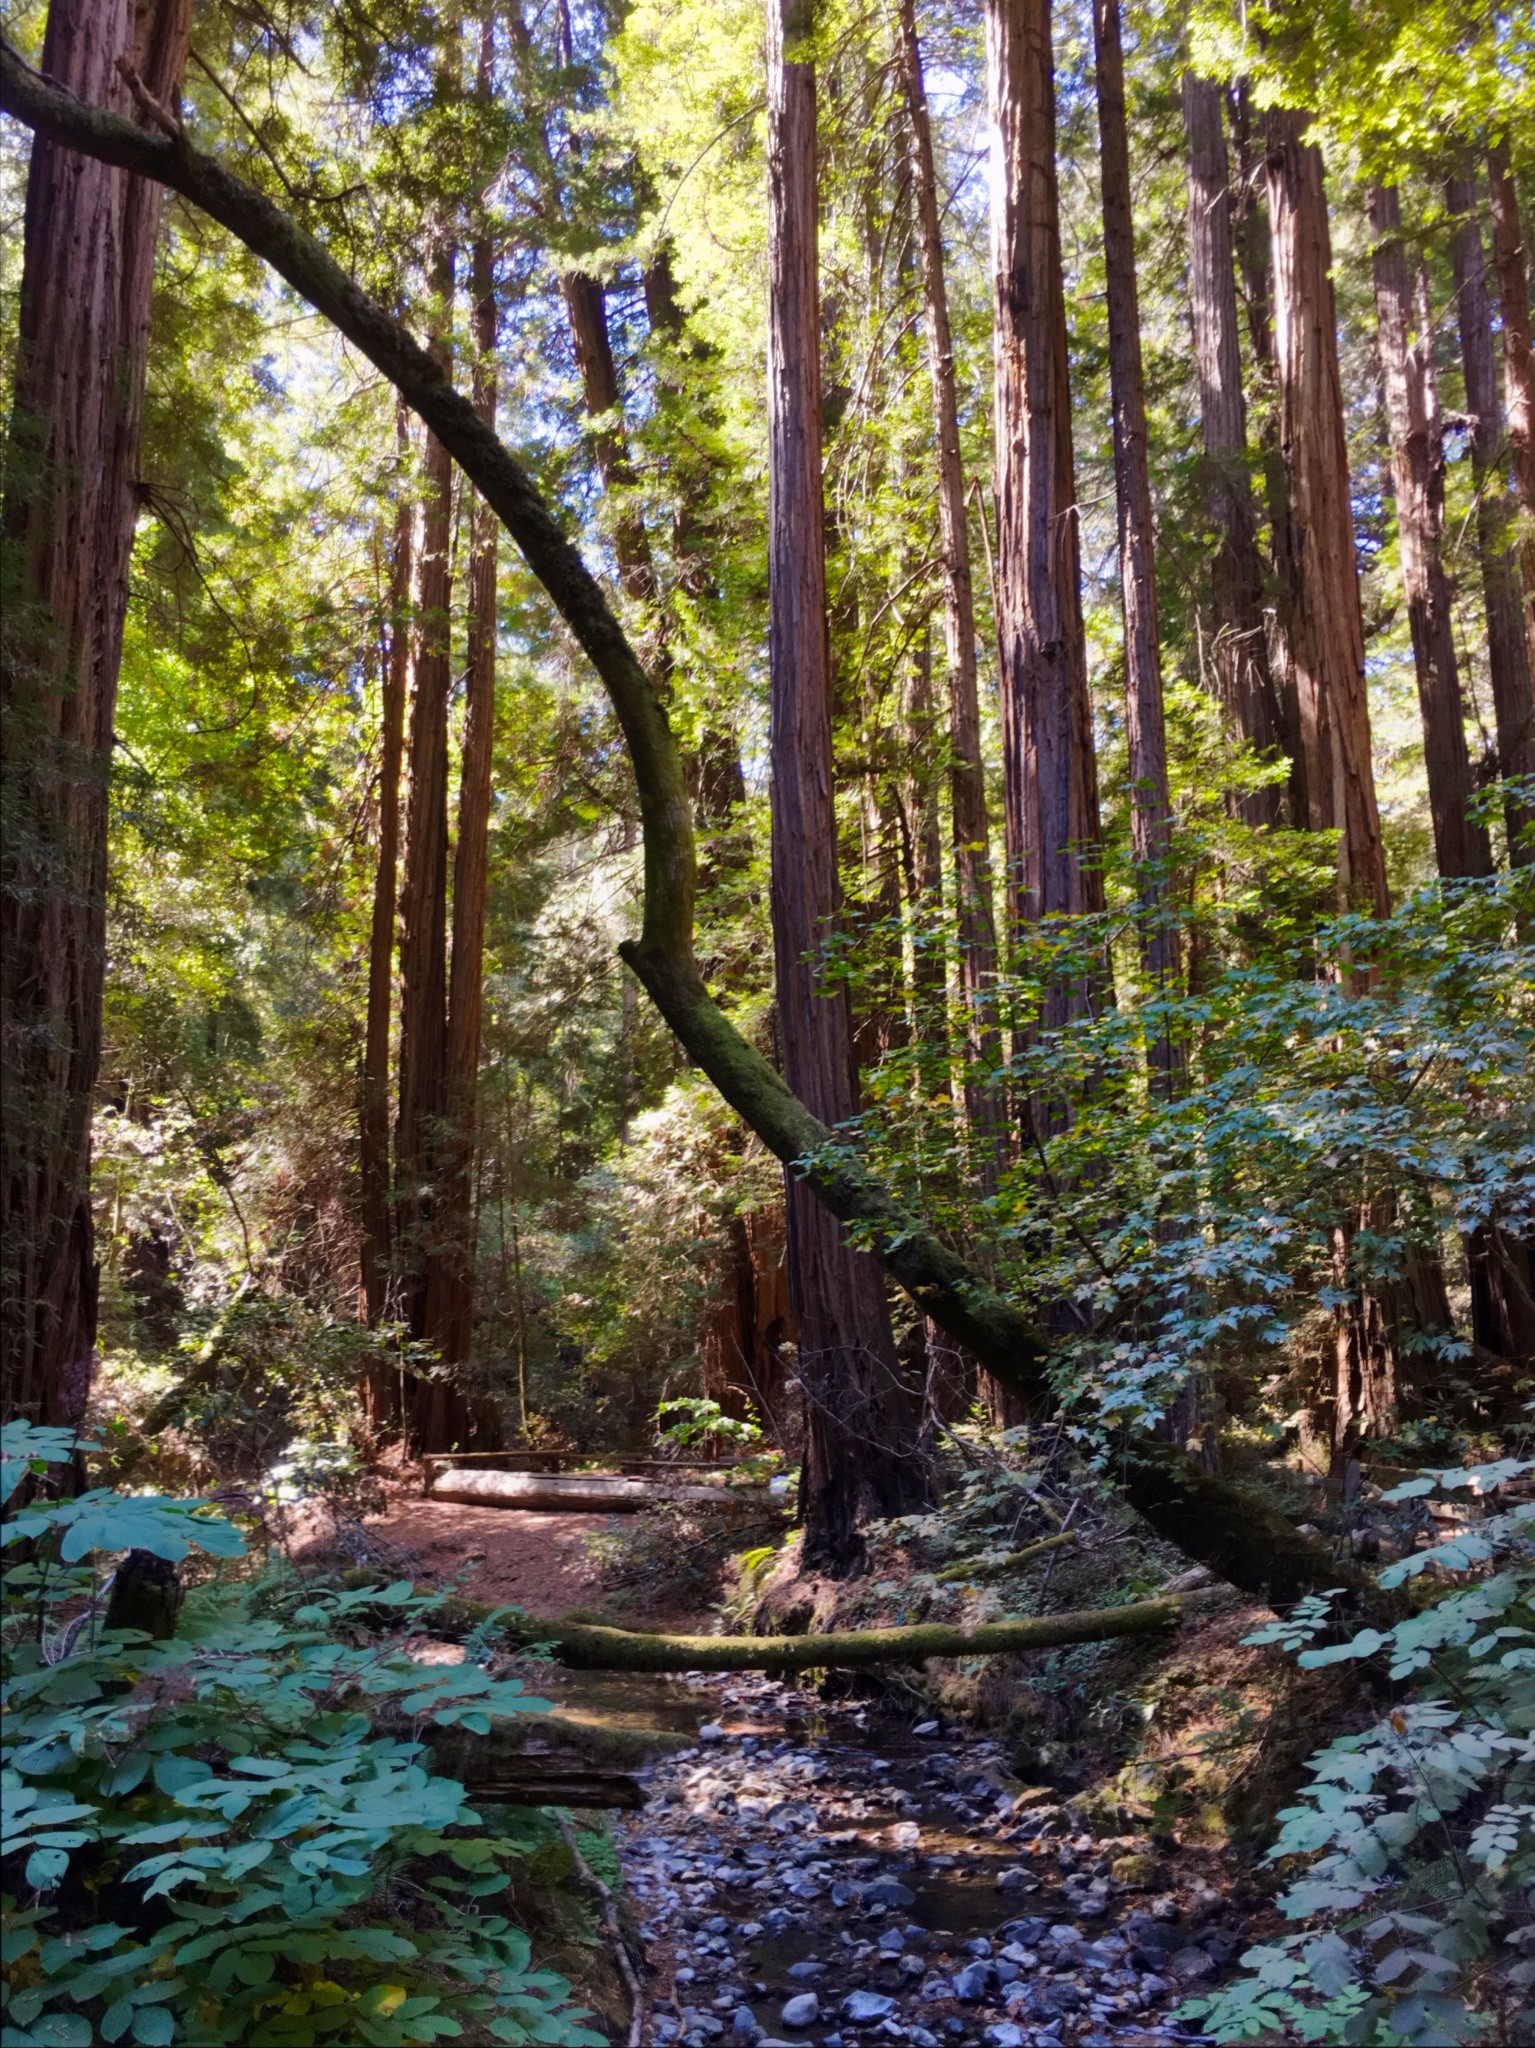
766, 0, 929, 1574
0, 0, 192, 1429
359, 430, 415, 1336
424, 235, 499, 1387
904, 627, 948, 1046
1094, 0, 1181, 1085
895, 0, 1004, 1174
562, 271, 658, 612
395, 257, 456, 1356
1449, 171, 1535, 869
1368, 184, 1491, 880
1181, 70, 1283, 824
1487, 142, 1535, 678
1264, 108, 1390, 914
985, 0, 1106, 1022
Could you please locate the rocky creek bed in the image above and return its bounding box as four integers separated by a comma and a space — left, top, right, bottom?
614, 1671, 1248, 2048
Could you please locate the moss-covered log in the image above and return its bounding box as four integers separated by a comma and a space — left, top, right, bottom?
429, 1468, 744, 1512
933, 1531, 1077, 1583
0, 43, 1346, 1609
507, 1599, 1180, 1673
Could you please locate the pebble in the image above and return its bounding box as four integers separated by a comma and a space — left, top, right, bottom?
778, 1992, 818, 2028
730, 2009, 759, 2041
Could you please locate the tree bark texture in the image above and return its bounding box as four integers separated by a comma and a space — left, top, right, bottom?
896, 0, 1003, 1168
0, 0, 191, 1428
1093, 0, 1180, 1074
1449, 171, 1535, 870
1368, 185, 1490, 881
1263, 109, 1389, 915
1181, 71, 1282, 825
985, 0, 1105, 1010
359, 447, 415, 1335
1487, 143, 1535, 681
424, 237, 500, 1377
766, 0, 930, 1574
0, 45, 1363, 1607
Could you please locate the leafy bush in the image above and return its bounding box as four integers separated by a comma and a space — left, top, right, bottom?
1, 1422, 604, 2048
1179, 1457, 1535, 2044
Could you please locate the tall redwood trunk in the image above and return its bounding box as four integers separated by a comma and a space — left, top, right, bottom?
985, 0, 1105, 1022
1449, 172, 1535, 869
0, 0, 192, 1428
766, 0, 928, 1574
895, 0, 1003, 1170
562, 270, 658, 610
1368, 185, 1490, 881
424, 235, 500, 1378
1181, 70, 1282, 823
359, 432, 415, 1333
1093, 0, 1180, 1073
395, 259, 456, 1352
1487, 143, 1535, 679
1264, 108, 1389, 914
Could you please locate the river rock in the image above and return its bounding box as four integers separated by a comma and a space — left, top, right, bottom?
863, 1879, 915, 1908
784, 1962, 823, 1981
877, 1928, 905, 1954
841, 1992, 896, 2022
731, 2009, 760, 2041
951, 1961, 992, 2002
779, 1993, 818, 2029
984, 2028, 1025, 2048
1169, 1945, 1217, 1982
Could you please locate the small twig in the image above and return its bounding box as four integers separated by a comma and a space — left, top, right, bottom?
554, 1813, 647, 2048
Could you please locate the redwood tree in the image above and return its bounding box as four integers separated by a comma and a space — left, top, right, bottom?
0, 0, 192, 1427
766, 0, 928, 1573
985, 0, 1105, 1024
1367, 184, 1490, 880
1093, 0, 1180, 1069
1487, 142, 1535, 679
1449, 170, 1535, 870
1181, 70, 1283, 824
1264, 107, 1389, 914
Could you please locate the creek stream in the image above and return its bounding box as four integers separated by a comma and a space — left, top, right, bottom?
538, 1668, 1246, 2048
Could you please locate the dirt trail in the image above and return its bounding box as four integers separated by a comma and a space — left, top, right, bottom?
295, 1495, 608, 1614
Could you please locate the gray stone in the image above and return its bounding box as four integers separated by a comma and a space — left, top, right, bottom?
785, 1963, 824, 1982
863, 1879, 916, 1908
841, 1992, 896, 2022
994, 1865, 1036, 1893
910, 2033, 940, 2048
737, 1922, 765, 1940
963, 1937, 993, 1958
994, 1961, 1021, 1988
877, 1928, 906, 1954
779, 1994, 819, 2030
1168, 1946, 1216, 1983
700, 1723, 727, 1743
951, 1961, 992, 2002
731, 2009, 761, 2042
984, 2028, 1024, 2048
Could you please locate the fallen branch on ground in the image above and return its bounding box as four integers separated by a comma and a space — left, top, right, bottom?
554, 1813, 649, 2048
502, 1598, 1181, 1672
933, 1530, 1078, 1583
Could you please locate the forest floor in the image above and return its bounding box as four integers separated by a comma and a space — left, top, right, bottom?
292, 1477, 1306, 2047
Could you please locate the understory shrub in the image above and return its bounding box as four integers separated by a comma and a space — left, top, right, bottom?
0, 1421, 604, 2048
1179, 1457, 1535, 2044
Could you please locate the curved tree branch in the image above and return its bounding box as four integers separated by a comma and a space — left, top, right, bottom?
0, 39, 1347, 1605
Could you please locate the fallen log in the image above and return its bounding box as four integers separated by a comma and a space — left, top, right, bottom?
502, 1598, 1181, 1673
459, 1769, 645, 1809
933, 1531, 1077, 1584
429, 1468, 754, 1512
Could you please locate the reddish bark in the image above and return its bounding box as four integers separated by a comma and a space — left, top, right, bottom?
985, 0, 1105, 1018
1487, 142, 1535, 681
359, 427, 415, 1332
1181, 70, 1283, 823
1368, 185, 1490, 880
896, 0, 1003, 1169
1094, 0, 1181, 1078
766, 0, 929, 1574
0, 0, 191, 1427
1449, 171, 1535, 869
1263, 108, 1389, 914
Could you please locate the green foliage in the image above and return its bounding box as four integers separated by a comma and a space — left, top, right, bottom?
0, 1425, 601, 2048
654, 1396, 762, 1451
1180, 1457, 1535, 2045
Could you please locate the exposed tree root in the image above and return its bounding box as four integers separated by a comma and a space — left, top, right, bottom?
933, 1530, 1077, 1583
